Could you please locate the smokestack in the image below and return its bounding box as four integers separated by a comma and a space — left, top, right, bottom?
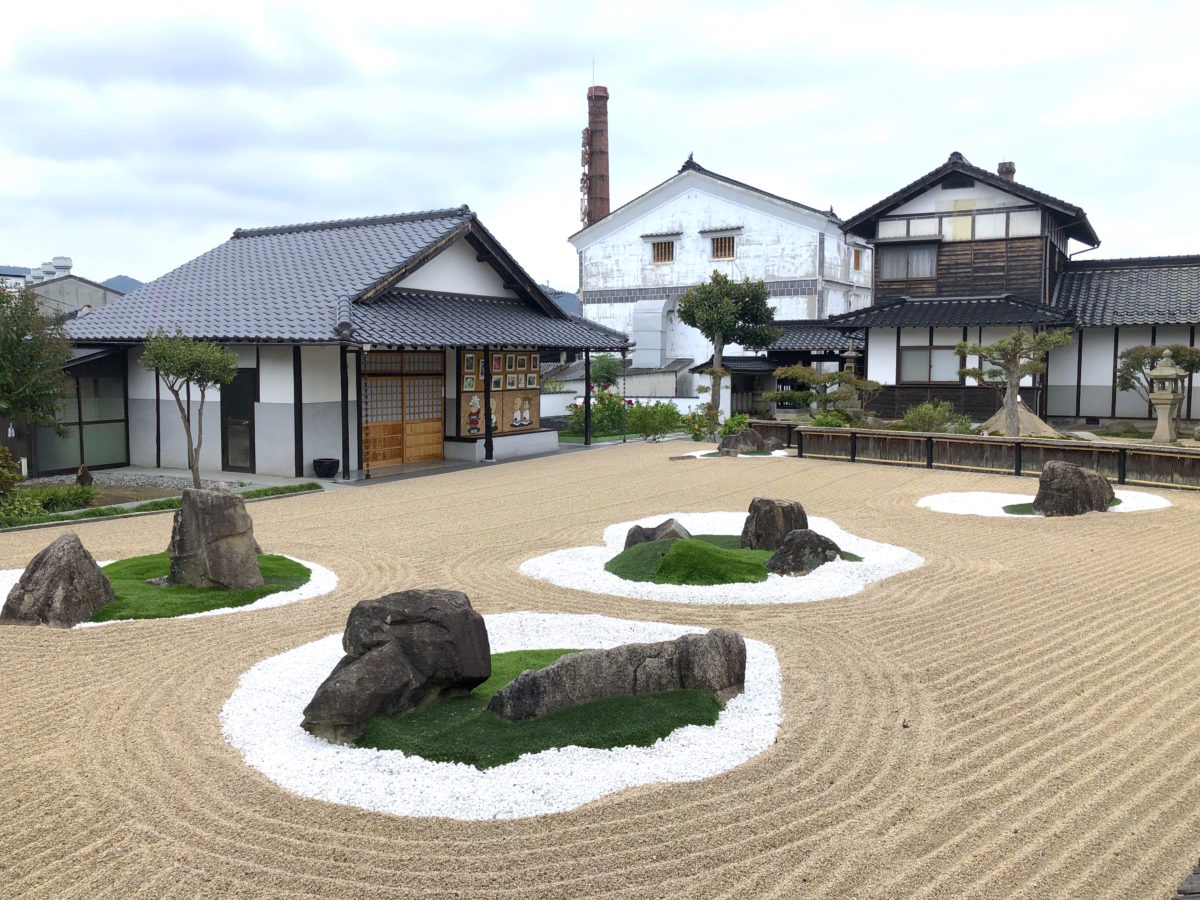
585, 85, 610, 225
52, 256, 72, 277
998, 161, 1016, 182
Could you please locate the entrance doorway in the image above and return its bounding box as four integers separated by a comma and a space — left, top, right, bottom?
361, 351, 445, 470
221, 368, 256, 472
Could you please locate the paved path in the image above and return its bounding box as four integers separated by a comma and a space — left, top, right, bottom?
2, 444, 1199, 898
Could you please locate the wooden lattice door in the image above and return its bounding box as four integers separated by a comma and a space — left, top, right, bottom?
362, 376, 405, 467
360, 351, 444, 469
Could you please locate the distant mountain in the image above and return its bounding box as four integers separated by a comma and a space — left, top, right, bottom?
541, 285, 581, 316
101, 275, 143, 294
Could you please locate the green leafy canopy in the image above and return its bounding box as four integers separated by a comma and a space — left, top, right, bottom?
0, 285, 71, 429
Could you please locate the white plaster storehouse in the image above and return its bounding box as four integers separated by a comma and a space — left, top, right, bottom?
568, 156, 872, 415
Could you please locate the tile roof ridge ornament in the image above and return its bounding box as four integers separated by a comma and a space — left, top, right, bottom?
679, 152, 699, 173
232, 206, 472, 239
334, 295, 354, 340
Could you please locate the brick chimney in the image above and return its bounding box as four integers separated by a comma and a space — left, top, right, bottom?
585, 86, 610, 224
998, 161, 1016, 182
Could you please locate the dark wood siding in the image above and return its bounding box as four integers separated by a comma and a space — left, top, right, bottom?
875, 237, 1046, 303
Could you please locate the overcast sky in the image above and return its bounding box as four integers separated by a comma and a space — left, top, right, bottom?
2, 0, 1198, 290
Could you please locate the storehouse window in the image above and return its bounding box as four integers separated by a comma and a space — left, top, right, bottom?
711, 235, 735, 259
879, 245, 936, 280
652, 241, 675, 264
852, 248, 862, 271
898, 328, 962, 384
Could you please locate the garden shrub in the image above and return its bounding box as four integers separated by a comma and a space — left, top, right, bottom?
19, 484, 96, 512
718, 412, 751, 437
566, 384, 630, 436
0, 492, 44, 523
681, 407, 721, 442
0, 446, 20, 494
628, 401, 681, 441
811, 410, 849, 428
898, 400, 975, 434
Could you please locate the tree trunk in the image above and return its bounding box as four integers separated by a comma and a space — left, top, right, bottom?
1004, 371, 1020, 437
711, 333, 725, 416
192, 391, 206, 489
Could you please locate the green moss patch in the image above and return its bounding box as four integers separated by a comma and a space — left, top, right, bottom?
356, 649, 721, 768
92, 553, 311, 621
1002, 497, 1123, 516
606, 535, 771, 585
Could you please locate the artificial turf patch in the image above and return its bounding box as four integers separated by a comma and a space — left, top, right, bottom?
606, 535, 771, 585
355, 648, 722, 768
1001, 497, 1123, 516
92, 553, 311, 621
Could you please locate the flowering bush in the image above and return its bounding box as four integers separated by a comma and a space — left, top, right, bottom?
565, 383, 630, 436
681, 407, 721, 442
718, 412, 751, 438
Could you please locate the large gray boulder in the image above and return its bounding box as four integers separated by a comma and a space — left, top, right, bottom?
624, 517, 692, 549
1, 533, 114, 627
1032, 460, 1115, 517
718, 428, 766, 454
764, 529, 841, 576
763, 436, 785, 453
167, 488, 262, 589
487, 628, 745, 722
741, 497, 808, 550
302, 589, 491, 744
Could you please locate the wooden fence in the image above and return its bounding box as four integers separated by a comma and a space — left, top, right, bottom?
782, 425, 1200, 491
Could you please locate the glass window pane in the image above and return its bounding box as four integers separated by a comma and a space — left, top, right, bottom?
909, 246, 937, 278
941, 215, 972, 241
79, 376, 124, 421
975, 213, 1005, 238
82, 422, 127, 467
909, 217, 938, 236
899, 327, 929, 346
34, 425, 81, 472
900, 349, 930, 382
55, 379, 79, 424
880, 248, 907, 279
878, 219, 906, 238
930, 349, 961, 382
1009, 209, 1041, 236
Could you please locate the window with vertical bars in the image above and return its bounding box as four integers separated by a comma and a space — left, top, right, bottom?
711, 235, 735, 259
652, 241, 674, 264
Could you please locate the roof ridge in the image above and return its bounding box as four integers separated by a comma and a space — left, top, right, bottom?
1068, 254, 1200, 269
233, 206, 472, 239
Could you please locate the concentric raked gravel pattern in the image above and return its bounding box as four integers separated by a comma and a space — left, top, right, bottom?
3, 443, 1200, 898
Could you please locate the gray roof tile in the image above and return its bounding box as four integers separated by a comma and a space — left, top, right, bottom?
771, 321, 860, 352
1054, 256, 1200, 326
825, 295, 1072, 329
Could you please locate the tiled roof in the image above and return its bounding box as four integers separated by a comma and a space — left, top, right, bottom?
771, 321, 861, 352
62, 208, 616, 350
690, 355, 778, 374
353, 289, 629, 350
1053, 255, 1200, 327
842, 152, 1099, 247
825, 295, 1074, 329
66, 207, 473, 342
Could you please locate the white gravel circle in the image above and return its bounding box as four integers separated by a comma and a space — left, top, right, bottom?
917, 489, 1171, 518
220, 612, 782, 820
519, 511, 923, 605
0, 556, 337, 625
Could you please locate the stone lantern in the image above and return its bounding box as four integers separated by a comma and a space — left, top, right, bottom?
1147, 349, 1185, 443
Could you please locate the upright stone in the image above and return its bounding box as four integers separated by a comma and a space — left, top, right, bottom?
1032, 460, 1115, 517
302, 589, 491, 744
1, 533, 114, 627
168, 488, 263, 589
741, 497, 808, 550
488, 628, 746, 722
75, 465, 93, 487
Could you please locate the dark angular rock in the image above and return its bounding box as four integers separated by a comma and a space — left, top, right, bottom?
167, 488, 263, 589
741, 497, 808, 550
1, 533, 114, 627
75, 465, 93, 487
488, 628, 746, 722
302, 589, 491, 744
1032, 460, 1115, 517
718, 428, 765, 454
718, 448, 740, 457
763, 437, 785, 452
764, 528, 842, 576
624, 518, 692, 549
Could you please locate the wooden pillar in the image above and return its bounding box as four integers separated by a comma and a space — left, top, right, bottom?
483, 345, 494, 461
292, 346, 304, 477
584, 350, 592, 446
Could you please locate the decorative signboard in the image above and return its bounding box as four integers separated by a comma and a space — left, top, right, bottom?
458, 348, 541, 436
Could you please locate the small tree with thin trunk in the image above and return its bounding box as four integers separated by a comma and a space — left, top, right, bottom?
139, 329, 237, 488
0, 284, 71, 434
956, 328, 1073, 437
1115, 344, 1200, 420
677, 271, 781, 413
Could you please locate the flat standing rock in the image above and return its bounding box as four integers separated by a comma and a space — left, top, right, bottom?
487, 628, 746, 722
1, 532, 114, 627
741, 497, 808, 550
168, 488, 263, 589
